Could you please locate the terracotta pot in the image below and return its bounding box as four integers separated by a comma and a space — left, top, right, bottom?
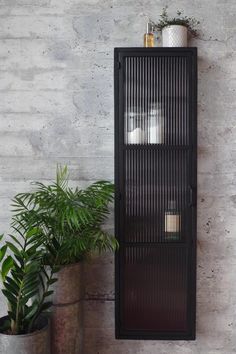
0, 315, 50, 354
50, 262, 83, 354
162, 25, 188, 47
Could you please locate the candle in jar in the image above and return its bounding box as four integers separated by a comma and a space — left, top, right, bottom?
128, 128, 144, 144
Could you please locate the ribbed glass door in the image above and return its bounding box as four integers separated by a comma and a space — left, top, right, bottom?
124, 56, 190, 146
115, 49, 197, 339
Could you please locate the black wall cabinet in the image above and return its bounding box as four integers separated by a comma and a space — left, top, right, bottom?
114, 48, 197, 340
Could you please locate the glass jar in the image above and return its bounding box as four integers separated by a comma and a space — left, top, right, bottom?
148, 103, 163, 144
126, 110, 144, 144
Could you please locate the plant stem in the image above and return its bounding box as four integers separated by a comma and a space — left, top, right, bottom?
11, 236, 28, 334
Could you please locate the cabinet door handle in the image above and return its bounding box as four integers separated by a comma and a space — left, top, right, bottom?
189, 186, 197, 207
189, 186, 193, 207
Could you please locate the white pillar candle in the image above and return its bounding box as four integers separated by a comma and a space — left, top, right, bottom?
149, 125, 161, 144
128, 128, 144, 144
148, 105, 163, 144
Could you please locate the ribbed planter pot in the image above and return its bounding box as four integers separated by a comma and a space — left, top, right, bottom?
162, 25, 187, 47
50, 262, 83, 354
0, 315, 50, 354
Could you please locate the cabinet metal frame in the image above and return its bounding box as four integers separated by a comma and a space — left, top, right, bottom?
114, 47, 197, 340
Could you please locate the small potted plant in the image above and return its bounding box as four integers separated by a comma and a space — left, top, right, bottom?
155, 6, 200, 47
0, 224, 56, 354
12, 166, 118, 354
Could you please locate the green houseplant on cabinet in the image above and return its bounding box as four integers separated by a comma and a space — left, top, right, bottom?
0, 224, 57, 354
12, 166, 118, 354
155, 6, 200, 47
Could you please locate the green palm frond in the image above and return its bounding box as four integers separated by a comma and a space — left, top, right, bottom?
11, 165, 118, 266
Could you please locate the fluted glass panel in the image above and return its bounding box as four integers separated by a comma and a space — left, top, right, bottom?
122, 246, 188, 331
124, 56, 189, 146
124, 148, 190, 243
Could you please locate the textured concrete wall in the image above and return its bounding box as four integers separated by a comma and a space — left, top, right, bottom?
0, 0, 236, 353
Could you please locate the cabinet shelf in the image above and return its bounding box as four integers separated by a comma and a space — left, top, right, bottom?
122, 242, 188, 247
124, 144, 192, 150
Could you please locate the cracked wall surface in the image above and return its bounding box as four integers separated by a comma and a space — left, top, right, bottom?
0, 0, 236, 353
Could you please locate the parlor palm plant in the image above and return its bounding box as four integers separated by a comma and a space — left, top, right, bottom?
11, 165, 118, 266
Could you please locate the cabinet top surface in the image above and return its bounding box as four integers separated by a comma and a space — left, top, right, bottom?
114, 47, 197, 53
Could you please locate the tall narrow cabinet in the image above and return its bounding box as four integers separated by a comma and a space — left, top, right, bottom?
114, 48, 197, 340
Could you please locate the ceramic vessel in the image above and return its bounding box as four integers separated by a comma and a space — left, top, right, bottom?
162, 25, 187, 47
0, 315, 50, 354
50, 262, 83, 354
